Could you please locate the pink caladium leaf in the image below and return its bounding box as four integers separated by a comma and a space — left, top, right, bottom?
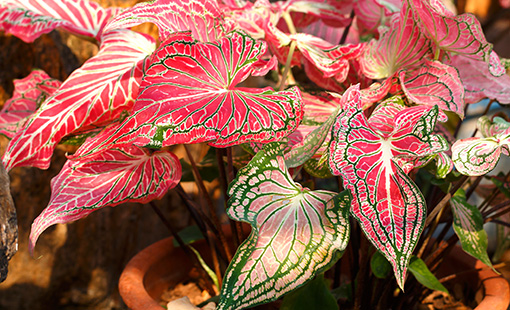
360, 2, 432, 79
284, 109, 336, 168
265, 22, 364, 80
301, 91, 342, 124
452, 116, 510, 176
0, 0, 119, 42
447, 54, 510, 105
354, 0, 401, 36
70, 31, 303, 158
294, 34, 364, 79
104, 0, 230, 42
3, 29, 156, 171
280, 0, 352, 28
399, 59, 465, 117
409, 0, 504, 76
328, 85, 448, 289
367, 95, 406, 136
0, 70, 61, 139
218, 143, 350, 310
29, 145, 181, 253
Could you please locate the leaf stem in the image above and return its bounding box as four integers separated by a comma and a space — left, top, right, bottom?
149, 201, 217, 295
226, 147, 244, 243
215, 148, 240, 247
490, 218, 510, 228
417, 204, 446, 258
339, 10, 355, 45
278, 41, 297, 91
470, 100, 494, 138
438, 261, 509, 283
354, 234, 370, 309
184, 145, 233, 261
278, 12, 297, 91
425, 175, 468, 227
484, 200, 510, 220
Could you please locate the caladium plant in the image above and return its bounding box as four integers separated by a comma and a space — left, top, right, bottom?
1, 0, 510, 309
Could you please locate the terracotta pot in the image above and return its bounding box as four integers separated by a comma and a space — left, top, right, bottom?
437, 245, 510, 310
119, 229, 510, 310
119, 225, 243, 310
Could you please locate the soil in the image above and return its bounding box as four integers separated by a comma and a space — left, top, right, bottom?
419, 290, 472, 310
160, 281, 212, 307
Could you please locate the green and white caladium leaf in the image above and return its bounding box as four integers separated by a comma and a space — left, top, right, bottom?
328, 84, 448, 289
284, 105, 339, 168
452, 116, 510, 176
450, 189, 494, 270
409, 256, 448, 293
218, 143, 351, 310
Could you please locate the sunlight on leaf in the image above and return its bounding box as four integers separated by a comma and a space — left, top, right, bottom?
29, 145, 181, 253
218, 143, 350, 310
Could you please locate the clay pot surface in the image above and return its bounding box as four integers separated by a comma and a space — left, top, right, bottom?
437, 245, 510, 310
120, 229, 510, 310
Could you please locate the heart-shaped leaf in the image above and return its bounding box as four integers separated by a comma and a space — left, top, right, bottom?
354, 0, 401, 35
399, 59, 465, 117
0, 0, 119, 42
360, 2, 432, 79
70, 31, 303, 159
328, 84, 447, 289
29, 145, 181, 253
104, 0, 230, 42
447, 54, 510, 105
301, 92, 342, 125
410, 0, 502, 76
0, 70, 61, 139
3, 29, 156, 170
218, 143, 350, 310
452, 116, 510, 176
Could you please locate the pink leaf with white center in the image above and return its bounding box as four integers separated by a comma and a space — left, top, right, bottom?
104, 0, 230, 42
399, 59, 465, 117
218, 143, 350, 310
360, 2, 432, 79
29, 145, 181, 252
452, 116, 510, 176
0, 70, 61, 139
354, 0, 401, 35
225, 3, 268, 39
328, 85, 448, 289
359, 77, 396, 109
0, 0, 119, 42
282, 0, 352, 28
409, 0, 502, 76
69, 32, 303, 159
367, 95, 405, 136
447, 54, 510, 105
3, 29, 155, 171
301, 92, 342, 124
